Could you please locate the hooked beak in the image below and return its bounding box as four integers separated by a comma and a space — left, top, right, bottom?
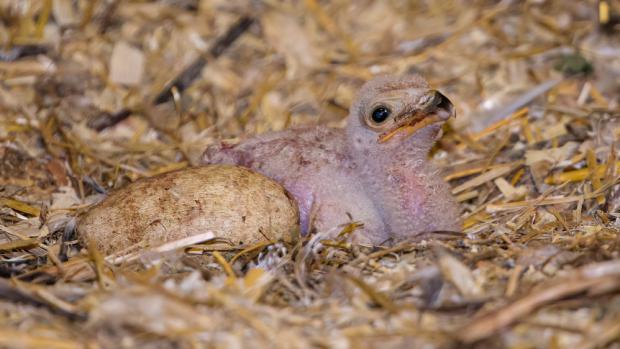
378, 90, 455, 143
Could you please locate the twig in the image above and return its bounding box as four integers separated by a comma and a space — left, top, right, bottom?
456, 259, 620, 343
89, 16, 255, 131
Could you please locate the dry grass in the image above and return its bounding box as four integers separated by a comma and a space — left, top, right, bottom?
1, 0, 620, 348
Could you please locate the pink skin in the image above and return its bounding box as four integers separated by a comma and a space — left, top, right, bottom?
203, 75, 461, 244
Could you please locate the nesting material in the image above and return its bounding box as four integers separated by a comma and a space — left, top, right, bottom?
78, 165, 299, 255
109, 41, 145, 86
1, 1, 620, 348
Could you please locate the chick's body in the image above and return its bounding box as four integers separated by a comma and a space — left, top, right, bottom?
203, 75, 461, 244
204, 126, 383, 239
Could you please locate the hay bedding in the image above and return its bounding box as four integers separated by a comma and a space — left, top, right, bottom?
0, 0, 620, 348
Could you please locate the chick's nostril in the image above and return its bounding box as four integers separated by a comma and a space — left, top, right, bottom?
433, 91, 455, 118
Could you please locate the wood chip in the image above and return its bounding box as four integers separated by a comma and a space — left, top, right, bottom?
109, 41, 144, 86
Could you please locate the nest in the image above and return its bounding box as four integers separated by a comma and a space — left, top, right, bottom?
1, 1, 620, 348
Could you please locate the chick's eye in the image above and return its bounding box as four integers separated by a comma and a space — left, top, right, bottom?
371, 106, 391, 124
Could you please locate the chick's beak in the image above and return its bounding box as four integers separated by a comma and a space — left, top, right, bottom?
378, 90, 455, 143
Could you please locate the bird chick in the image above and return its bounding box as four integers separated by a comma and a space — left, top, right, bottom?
203, 75, 461, 245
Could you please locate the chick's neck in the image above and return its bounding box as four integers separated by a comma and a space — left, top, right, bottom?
376, 125, 439, 168
352, 126, 443, 238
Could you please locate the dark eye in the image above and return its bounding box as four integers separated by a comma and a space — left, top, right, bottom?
371, 106, 391, 123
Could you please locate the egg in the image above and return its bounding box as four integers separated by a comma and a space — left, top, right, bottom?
78, 165, 299, 255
